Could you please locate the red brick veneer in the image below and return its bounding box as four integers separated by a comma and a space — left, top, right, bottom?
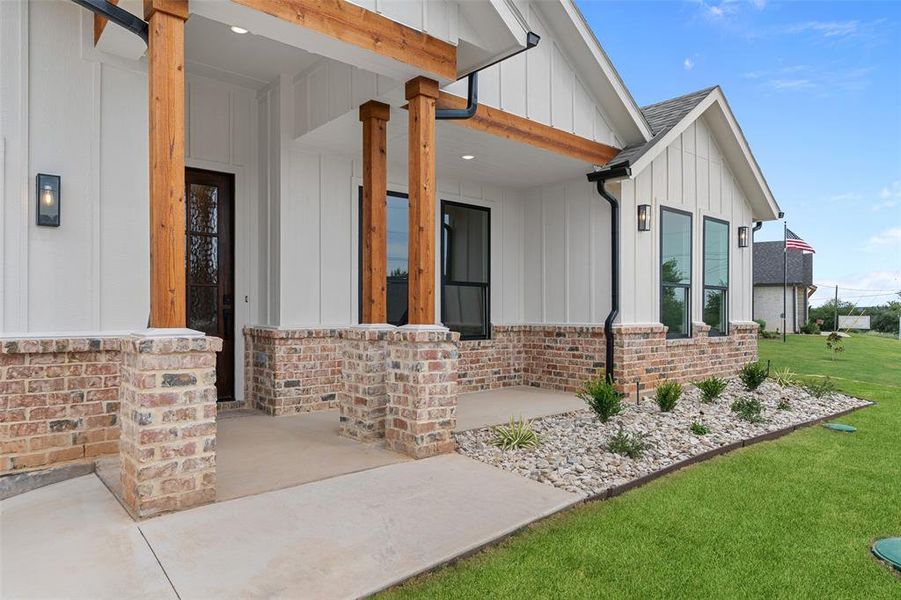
1, 337, 122, 474
612, 322, 759, 392
243, 327, 343, 416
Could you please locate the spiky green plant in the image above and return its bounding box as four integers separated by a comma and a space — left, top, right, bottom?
771, 367, 797, 388
731, 396, 764, 423
804, 376, 837, 399
777, 398, 791, 411
491, 417, 540, 450
690, 421, 710, 435
695, 376, 728, 403
655, 380, 682, 412
739, 362, 768, 391
577, 374, 624, 423
607, 426, 648, 459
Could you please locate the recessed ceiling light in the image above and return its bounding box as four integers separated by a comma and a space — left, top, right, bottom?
230, 25, 249, 34
461, 155, 475, 160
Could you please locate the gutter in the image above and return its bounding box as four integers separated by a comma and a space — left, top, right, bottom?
436, 32, 540, 120
586, 165, 631, 382
70, 0, 148, 43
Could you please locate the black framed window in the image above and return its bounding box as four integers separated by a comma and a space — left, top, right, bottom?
660, 207, 692, 338
441, 201, 490, 340
703, 216, 729, 336
358, 189, 409, 326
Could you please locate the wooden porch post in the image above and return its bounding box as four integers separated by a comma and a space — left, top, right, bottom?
145, 0, 188, 328
359, 101, 390, 324
405, 77, 439, 325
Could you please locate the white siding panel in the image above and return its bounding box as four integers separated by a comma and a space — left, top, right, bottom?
550, 44, 573, 132
189, 80, 230, 165
566, 182, 590, 322
542, 187, 566, 323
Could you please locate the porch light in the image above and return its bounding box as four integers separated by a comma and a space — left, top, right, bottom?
230, 25, 248, 34
737, 225, 750, 248
461, 155, 475, 160
36, 173, 60, 227
637, 204, 651, 231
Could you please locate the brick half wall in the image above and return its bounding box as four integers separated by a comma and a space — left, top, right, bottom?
1, 338, 121, 474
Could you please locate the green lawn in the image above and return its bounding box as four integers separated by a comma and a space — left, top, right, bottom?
383, 334, 901, 598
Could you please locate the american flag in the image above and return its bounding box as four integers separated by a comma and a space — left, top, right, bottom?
785, 228, 815, 253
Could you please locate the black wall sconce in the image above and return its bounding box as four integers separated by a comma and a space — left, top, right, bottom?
737, 225, 749, 248
36, 173, 61, 227
637, 204, 651, 231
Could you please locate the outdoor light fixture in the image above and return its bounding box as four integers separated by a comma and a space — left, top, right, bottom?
36, 173, 60, 227
737, 225, 750, 248
230, 25, 248, 34
637, 204, 651, 231
461, 155, 475, 160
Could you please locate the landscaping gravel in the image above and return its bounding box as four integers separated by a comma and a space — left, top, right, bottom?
455, 379, 871, 497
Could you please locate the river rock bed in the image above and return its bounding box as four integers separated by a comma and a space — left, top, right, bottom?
455, 379, 870, 497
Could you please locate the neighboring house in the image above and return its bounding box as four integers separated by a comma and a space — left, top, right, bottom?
753, 241, 815, 333
0, 0, 780, 517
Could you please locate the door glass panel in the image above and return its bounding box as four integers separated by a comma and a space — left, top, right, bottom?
443, 284, 487, 338
189, 235, 218, 285
443, 204, 489, 283
189, 184, 218, 234
188, 286, 218, 334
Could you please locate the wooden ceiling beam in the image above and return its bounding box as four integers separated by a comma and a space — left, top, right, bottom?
434, 92, 620, 166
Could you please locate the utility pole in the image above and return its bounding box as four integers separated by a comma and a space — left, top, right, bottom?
834, 285, 839, 332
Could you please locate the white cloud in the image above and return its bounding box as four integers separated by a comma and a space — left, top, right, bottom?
784, 21, 861, 38
868, 227, 901, 247
874, 181, 901, 210
683, 57, 695, 71
765, 78, 813, 90
828, 192, 862, 203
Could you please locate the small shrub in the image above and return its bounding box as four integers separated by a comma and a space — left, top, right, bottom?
771, 367, 797, 388
607, 426, 648, 459
760, 330, 779, 340
739, 362, 768, 391
731, 396, 764, 423
777, 398, 791, 411
695, 376, 728, 403
491, 417, 540, 450
825, 332, 845, 361
690, 421, 710, 435
577, 374, 624, 423
655, 380, 682, 412
754, 318, 767, 332
799, 321, 820, 335
803, 376, 837, 399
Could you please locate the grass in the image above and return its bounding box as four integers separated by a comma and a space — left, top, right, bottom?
382, 334, 901, 598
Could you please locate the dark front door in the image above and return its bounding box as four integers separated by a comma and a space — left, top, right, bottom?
185, 168, 235, 401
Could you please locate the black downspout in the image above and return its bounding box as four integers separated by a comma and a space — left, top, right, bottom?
750, 221, 762, 321
587, 166, 631, 382
436, 32, 540, 121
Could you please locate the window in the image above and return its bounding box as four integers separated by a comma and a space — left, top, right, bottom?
660, 207, 692, 338
358, 190, 409, 326
703, 217, 729, 336
441, 201, 490, 340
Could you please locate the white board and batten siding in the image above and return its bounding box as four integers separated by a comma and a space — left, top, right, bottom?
618, 115, 755, 325
444, 1, 623, 149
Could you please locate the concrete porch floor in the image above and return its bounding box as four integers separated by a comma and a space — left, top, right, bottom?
1, 457, 581, 599
215, 386, 583, 501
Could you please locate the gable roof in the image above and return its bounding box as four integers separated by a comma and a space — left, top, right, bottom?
606, 86, 716, 168
597, 86, 781, 221
754, 241, 813, 286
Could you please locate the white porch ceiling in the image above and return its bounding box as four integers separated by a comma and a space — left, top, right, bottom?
300, 109, 594, 190
185, 15, 321, 88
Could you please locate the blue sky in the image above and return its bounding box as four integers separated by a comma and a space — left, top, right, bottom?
576, 0, 901, 306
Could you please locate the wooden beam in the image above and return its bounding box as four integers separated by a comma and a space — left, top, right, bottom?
93, 0, 120, 45
231, 0, 457, 81
145, 0, 188, 328
435, 92, 620, 165
359, 101, 390, 324
405, 77, 439, 325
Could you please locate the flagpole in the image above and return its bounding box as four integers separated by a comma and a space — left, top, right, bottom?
782, 221, 788, 344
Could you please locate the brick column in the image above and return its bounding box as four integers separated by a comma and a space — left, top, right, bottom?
385, 326, 459, 459
118, 333, 221, 519
338, 325, 393, 442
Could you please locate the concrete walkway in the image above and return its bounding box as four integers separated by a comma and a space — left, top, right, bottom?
455, 386, 585, 431
1, 455, 581, 599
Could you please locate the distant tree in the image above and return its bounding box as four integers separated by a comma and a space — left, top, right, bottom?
809, 299, 855, 331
